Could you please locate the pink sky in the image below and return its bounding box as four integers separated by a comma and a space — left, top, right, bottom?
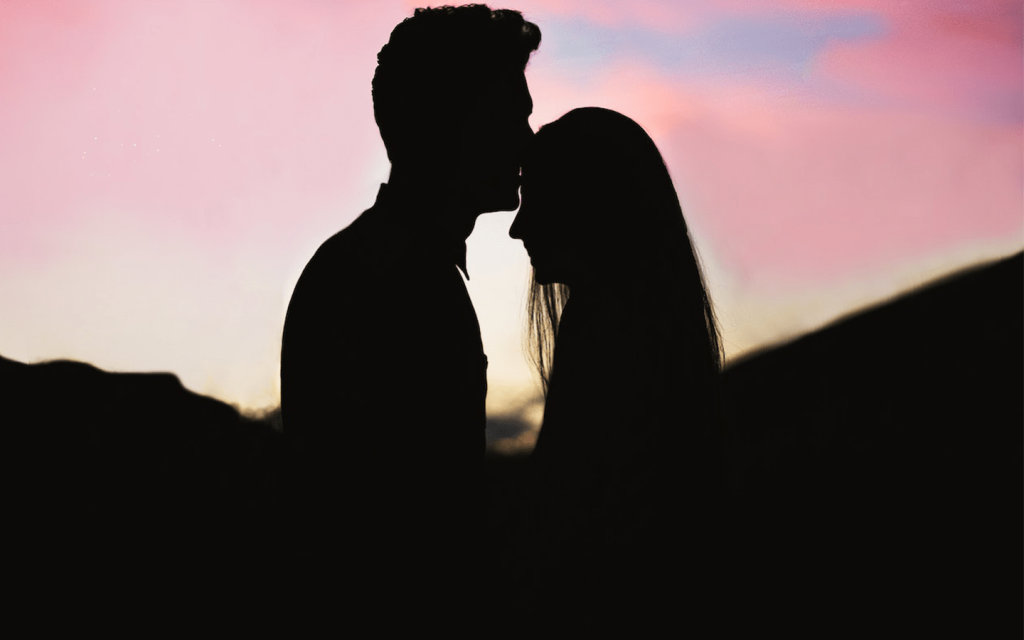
1, 0, 1020, 414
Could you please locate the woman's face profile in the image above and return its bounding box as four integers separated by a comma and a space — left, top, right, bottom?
509, 150, 591, 287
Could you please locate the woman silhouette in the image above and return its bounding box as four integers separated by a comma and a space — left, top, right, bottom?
509, 107, 728, 622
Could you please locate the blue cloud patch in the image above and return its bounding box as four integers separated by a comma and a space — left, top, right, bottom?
543, 11, 888, 79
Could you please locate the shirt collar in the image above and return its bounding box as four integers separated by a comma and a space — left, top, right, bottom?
373, 183, 470, 280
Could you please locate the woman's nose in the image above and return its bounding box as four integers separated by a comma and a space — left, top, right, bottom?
510, 206, 533, 241
509, 212, 524, 240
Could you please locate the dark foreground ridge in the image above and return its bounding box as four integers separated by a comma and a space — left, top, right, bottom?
4, 356, 285, 616
3, 251, 1020, 627
721, 250, 1022, 632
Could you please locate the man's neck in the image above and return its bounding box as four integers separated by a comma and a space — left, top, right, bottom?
384, 169, 480, 244
379, 173, 476, 279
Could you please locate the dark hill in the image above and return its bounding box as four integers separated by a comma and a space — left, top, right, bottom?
3, 355, 284, 613
722, 251, 1022, 632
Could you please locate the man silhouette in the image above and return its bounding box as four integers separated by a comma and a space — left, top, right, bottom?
280, 5, 539, 612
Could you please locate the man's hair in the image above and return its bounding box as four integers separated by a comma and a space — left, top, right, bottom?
372, 5, 541, 164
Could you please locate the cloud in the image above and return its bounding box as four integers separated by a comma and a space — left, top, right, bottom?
541, 11, 886, 81
665, 88, 1023, 291
813, 4, 1022, 124
515, 0, 1021, 119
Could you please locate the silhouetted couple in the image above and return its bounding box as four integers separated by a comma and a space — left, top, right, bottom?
281, 5, 726, 627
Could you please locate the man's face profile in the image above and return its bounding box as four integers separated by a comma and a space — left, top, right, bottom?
455, 70, 534, 215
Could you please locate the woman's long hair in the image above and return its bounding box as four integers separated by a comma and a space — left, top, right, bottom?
525, 108, 724, 437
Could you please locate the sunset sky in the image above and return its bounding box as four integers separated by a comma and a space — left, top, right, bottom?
1, 0, 1020, 441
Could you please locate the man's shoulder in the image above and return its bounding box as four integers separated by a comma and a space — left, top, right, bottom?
303, 208, 421, 279
293, 221, 373, 290
285, 217, 362, 316
309, 213, 373, 267
285, 208, 421, 322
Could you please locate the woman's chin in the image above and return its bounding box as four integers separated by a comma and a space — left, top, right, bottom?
532, 268, 564, 287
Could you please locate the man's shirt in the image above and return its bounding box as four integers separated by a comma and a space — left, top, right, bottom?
280, 183, 488, 579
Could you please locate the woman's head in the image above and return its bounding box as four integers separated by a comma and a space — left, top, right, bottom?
510, 107, 690, 288
510, 107, 722, 396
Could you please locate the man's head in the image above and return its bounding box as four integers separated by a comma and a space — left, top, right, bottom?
372, 5, 540, 214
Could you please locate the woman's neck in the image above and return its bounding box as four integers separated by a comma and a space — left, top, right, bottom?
564, 274, 635, 315
556, 279, 637, 345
